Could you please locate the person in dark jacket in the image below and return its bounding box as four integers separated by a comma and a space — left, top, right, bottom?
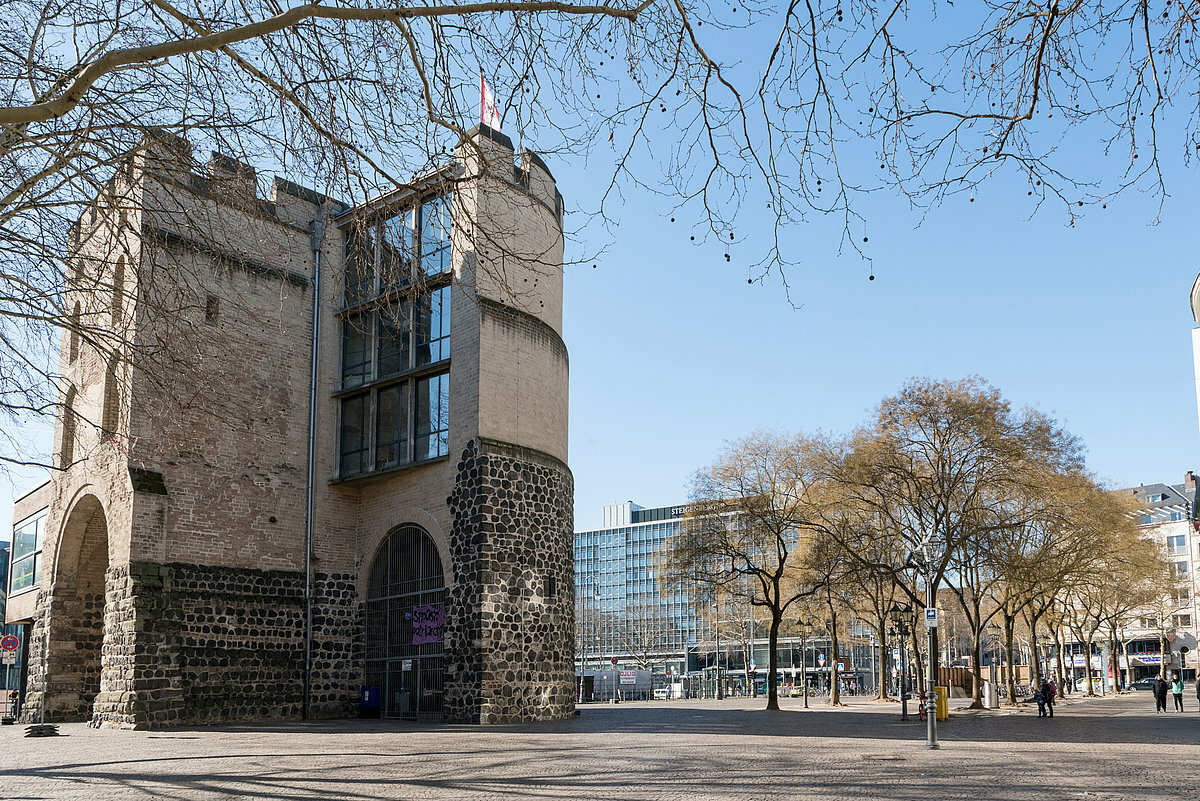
1043, 680, 1055, 718
1153, 676, 1169, 713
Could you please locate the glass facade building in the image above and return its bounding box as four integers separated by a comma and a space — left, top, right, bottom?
574, 502, 698, 673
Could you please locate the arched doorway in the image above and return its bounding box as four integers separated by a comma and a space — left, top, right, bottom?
364, 524, 446, 719
44, 495, 109, 721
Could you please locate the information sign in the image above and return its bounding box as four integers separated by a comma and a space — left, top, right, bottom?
924, 607, 938, 628
619, 670, 636, 685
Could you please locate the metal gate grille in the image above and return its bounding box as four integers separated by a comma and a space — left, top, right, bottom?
364, 525, 446, 720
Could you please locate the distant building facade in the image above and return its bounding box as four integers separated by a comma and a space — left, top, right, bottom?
6, 126, 574, 727
574, 502, 847, 698
575, 502, 699, 675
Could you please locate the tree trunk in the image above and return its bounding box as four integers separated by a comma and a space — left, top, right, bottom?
766, 613, 780, 711
969, 628, 984, 709
876, 614, 889, 700
828, 609, 841, 706
1003, 615, 1018, 705
1028, 627, 1041, 688
1052, 628, 1066, 698
911, 624, 925, 692
1084, 637, 1095, 696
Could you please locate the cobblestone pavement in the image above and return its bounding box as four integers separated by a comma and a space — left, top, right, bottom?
1, 692, 1196, 800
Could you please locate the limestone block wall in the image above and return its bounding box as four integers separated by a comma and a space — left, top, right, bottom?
444, 437, 575, 724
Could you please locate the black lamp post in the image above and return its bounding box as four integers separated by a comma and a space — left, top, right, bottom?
888, 602, 913, 721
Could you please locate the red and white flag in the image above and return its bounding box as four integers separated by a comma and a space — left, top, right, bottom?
481, 74, 501, 131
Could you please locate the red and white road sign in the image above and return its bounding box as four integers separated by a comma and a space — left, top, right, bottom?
0, 635, 18, 651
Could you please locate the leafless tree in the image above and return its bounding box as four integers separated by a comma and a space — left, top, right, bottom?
7, 3, 1200, 471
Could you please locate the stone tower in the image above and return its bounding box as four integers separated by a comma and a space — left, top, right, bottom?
9, 126, 574, 727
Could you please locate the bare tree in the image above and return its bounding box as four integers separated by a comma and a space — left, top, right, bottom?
664, 430, 848, 711
7, 3, 1200, 471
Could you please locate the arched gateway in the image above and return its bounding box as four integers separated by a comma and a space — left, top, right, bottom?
364, 525, 446, 719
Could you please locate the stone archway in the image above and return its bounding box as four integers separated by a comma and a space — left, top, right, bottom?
42, 494, 110, 721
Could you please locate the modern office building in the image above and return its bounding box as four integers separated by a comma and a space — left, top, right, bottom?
6, 125, 574, 727
575, 502, 699, 676
574, 501, 855, 698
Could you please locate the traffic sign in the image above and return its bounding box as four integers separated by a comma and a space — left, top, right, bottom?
924, 607, 938, 628
817, 653, 826, 666
610, 656, 618, 667
0, 635, 18, 652
0, 653, 15, 664
749, 661, 756, 671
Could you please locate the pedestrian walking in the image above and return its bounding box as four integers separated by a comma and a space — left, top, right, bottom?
1034, 685, 1047, 717
1153, 676, 1169, 713
1042, 679, 1055, 718
1171, 673, 1184, 712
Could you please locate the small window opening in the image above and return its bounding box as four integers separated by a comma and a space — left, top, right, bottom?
205, 295, 220, 325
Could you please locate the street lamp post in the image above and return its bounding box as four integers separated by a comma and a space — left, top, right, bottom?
906, 538, 945, 749
888, 602, 913, 721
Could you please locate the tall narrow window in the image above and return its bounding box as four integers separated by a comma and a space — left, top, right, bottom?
375, 383, 409, 470
380, 209, 413, 292
377, 302, 411, 379
419, 195, 451, 276
416, 286, 450, 366
345, 221, 376, 306
205, 294, 220, 325
68, 301, 81, 363
102, 358, 119, 434
415, 371, 449, 460
341, 313, 371, 388
111, 256, 125, 324
61, 386, 77, 465
340, 393, 369, 477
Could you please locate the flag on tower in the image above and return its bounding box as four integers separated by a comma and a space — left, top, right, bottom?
481, 74, 501, 132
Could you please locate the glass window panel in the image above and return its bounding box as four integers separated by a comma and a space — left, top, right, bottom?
380, 209, 414, 291
344, 220, 376, 305
13, 518, 38, 560
416, 286, 450, 366
340, 393, 369, 476
419, 195, 451, 276
342, 313, 372, 388
378, 302, 412, 378
376, 383, 409, 470
10, 555, 34, 593
415, 371, 449, 460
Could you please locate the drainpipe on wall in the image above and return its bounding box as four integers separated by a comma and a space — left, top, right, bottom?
304, 217, 324, 721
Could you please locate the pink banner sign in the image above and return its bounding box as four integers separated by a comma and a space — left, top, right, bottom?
412, 604, 444, 645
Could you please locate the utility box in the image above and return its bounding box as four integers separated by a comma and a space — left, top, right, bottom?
935, 686, 949, 719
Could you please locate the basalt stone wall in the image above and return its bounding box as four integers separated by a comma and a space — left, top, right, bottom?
445, 437, 575, 724
308, 573, 362, 718
79, 562, 358, 728
17, 597, 49, 723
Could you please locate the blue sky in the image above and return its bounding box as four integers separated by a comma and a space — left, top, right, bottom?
560, 149, 1200, 528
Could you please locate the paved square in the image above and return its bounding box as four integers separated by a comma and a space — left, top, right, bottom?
1, 693, 1195, 799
